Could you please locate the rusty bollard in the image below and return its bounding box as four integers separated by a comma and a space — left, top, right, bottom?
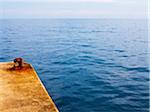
13, 58, 24, 70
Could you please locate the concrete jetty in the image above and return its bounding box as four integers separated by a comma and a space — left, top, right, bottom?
0, 58, 59, 112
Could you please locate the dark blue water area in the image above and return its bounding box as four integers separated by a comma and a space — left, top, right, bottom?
0, 19, 149, 112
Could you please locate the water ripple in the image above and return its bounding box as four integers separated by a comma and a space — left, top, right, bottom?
0, 19, 148, 112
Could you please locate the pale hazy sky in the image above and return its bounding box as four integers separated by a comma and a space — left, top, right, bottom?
0, 0, 148, 19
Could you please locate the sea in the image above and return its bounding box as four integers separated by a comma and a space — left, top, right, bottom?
0, 19, 149, 112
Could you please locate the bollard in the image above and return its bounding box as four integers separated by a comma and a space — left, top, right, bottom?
13, 58, 24, 70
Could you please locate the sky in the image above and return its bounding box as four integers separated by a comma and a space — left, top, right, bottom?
0, 0, 148, 19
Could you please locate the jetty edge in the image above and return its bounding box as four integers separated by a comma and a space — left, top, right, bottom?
0, 58, 59, 112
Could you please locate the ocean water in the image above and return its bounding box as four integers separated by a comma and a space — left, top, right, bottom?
0, 19, 149, 112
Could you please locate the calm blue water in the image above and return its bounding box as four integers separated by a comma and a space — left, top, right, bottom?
0, 19, 149, 112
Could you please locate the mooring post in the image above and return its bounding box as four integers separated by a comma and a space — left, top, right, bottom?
13, 58, 24, 70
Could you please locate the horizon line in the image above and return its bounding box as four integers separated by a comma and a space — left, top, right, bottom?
0, 17, 148, 20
